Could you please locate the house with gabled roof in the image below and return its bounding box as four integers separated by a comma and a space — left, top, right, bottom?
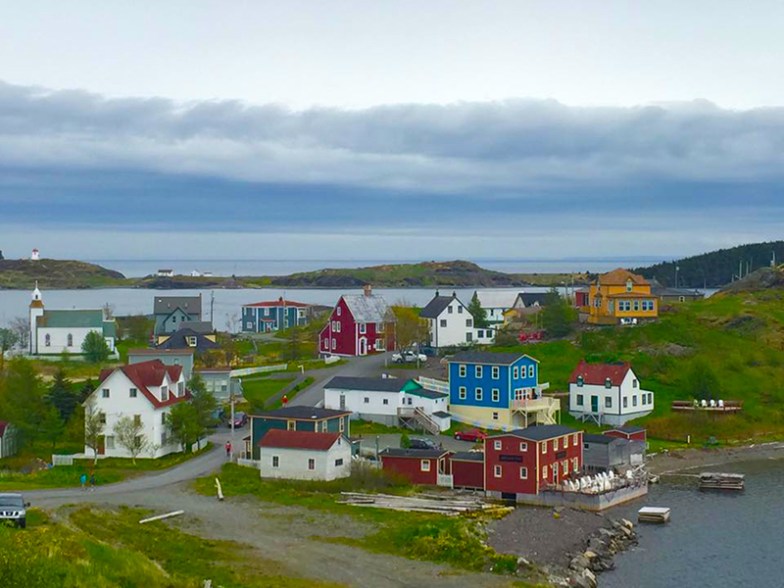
28, 285, 117, 356
472, 290, 520, 326
419, 291, 494, 349
155, 326, 218, 353
318, 285, 395, 356
248, 406, 351, 460
568, 360, 654, 425
580, 268, 658, 325
153, 295, 203, 336
84, 359, 191, 459
258, 429, 352, 481
241, 297, 312, 333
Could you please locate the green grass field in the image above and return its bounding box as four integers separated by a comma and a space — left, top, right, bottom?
241, 375, 296, 410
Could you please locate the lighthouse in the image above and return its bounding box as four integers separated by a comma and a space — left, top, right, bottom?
29, 282, 44, 354
31, 248, 40, 261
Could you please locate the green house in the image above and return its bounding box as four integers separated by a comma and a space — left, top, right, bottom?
248, 406, 352, 460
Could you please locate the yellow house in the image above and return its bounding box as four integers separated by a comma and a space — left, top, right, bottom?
583, 268, 658, 325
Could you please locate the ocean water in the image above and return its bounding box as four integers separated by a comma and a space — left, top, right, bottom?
603, 460, 784, 588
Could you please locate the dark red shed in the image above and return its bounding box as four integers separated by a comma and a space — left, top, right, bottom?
379, 448, 451, 486
450, 451, 484, 489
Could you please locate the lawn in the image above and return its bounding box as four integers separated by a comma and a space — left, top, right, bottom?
241, 375, 296, 410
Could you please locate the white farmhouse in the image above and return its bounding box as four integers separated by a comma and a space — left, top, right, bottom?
84, 360, 190, 459
28, 285, 116, 356
568, 361, 654, 426
258, 430, 352, 481
473, 290, 520, 326
420, 292, 494, 350
323, 376, 450, 432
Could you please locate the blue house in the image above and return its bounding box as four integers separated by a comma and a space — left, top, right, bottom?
242, 297, 311, 333
446, 351, 559, 430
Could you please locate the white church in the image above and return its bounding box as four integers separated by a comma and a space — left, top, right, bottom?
29, 284, 117, 356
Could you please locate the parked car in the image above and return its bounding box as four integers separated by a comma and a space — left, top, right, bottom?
454, 428, 487, 443
0, 493, 29, 528
407, 437, 442, 450
392, 350, 427, 363
232, 412, 248, 428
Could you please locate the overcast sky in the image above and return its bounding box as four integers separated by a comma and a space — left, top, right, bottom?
1, 1, 783, 264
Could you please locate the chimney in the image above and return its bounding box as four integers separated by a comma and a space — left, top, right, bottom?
435, 289, 440, 297
452, 291, 457, 298
364, 284, 372, 297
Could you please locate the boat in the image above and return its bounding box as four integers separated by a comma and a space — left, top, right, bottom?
638, 506, 671, 524
699, 472, 745, 491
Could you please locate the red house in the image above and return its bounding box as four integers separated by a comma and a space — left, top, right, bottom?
379, 448, 451, 485
484, 425, 583, 500
319, 285, 396, 356
449, 452, 485, 490
604, 425, 646, 442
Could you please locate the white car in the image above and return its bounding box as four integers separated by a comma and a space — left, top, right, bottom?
392, 350, 427, 363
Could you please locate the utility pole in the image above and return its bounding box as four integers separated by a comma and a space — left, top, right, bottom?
210, 290, 215, 325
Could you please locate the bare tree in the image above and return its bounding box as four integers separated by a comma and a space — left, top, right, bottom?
83, 400, 105, 465
113, 415, 149, 464
9, 317, 29, 350
102, 302, 115, 320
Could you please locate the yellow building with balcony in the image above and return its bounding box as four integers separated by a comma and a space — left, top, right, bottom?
582, 269, 658, 325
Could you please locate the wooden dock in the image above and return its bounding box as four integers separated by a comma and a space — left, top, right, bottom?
638, 506, 671, 524
699, 472, 745, 491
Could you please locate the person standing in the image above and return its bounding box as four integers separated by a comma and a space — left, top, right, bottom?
225, 441, 232, 459
89, 471, 96, 492
80, 472, 87, 491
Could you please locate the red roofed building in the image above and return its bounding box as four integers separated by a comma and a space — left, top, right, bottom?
258, 429, 352, 481
84, 360, 191, 459
568, 360, 654, 426
241, 297, 312, 333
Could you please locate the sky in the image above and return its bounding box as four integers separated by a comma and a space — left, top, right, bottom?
1, 1, 784, 265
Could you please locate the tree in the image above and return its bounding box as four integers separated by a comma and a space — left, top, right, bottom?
541, 288, 576, 338
48, 368, 78, 422
113, 415, 149, 464
167, 402, 201, 453
467, 293, 489, 329
188, 374, 217, 450
393, 304, 429, 350
40, 405, 65, 450
118, 314, 154, 342
0, 358, 48, 447
8, 317, 29, 351
0, 328, 19, 371
83, 399, 105, 465
286, 327, 302, 361
687, 360, 721, 400
81, 331, 111, 363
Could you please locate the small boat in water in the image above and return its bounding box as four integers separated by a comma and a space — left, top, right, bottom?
699, 472, 745, 491
638, 506, 671, 523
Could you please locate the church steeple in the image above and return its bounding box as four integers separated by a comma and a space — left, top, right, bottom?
30, 281, 44, 308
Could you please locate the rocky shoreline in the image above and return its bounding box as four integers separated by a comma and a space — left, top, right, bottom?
560, 517, 637, 587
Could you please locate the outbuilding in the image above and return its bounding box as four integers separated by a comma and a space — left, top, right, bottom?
258, 430, 352, 481
379, 448, 451, 486
449, 451, 484, 490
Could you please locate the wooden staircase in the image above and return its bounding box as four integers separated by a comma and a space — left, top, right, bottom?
398, 406, 441, 435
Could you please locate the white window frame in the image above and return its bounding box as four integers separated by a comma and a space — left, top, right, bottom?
494, 465, 502, 478
475, 365, 483, 378
513, 366, 519, 378
458, 365, 467, 377
458, 386, 467, 400
491, 366, 500, 379
519, 442, 527, 452
519, 466, 528, 479
359, 323, 366, 334
493, 440, 502, 450
491, 388, 500, 402
420, 459, 431, 472
528, 365, 535, 378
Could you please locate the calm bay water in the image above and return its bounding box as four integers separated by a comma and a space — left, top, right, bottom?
603, 459, 784, 588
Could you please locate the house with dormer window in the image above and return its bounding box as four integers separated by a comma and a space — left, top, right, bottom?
568, 360, 654, 425
579, 268, 658, 325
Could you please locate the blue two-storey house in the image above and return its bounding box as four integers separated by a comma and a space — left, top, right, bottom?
446, 351, 558, 430
241, 297, 311, 333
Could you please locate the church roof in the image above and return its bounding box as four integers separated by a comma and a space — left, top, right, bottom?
37, 310, 104, 329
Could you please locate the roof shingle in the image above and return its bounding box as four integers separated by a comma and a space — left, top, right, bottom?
569, 360, 632, 386
258, 429, 343, 451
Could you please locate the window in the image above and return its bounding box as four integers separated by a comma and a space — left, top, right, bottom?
102, 388, 110, 398
336, 306, 341, 316
528, 365, 535, 378
272, 456, 279, 468
493, 440, 502, 450
605, 397, 612, 408
605, 377, 612, 389
129, 387, 138, 398
633, 300, 640, 311
466, 332, 473, 342
576, 394, 584, 406
359, 323, 366, 334
494, 465, 502, 478
448, 306, 453, 314
552, 439, 557, 452
519, 467, 528, 479
133, 414, 141, 426
335, 458, 344, 466
584, 442, 589, 449
105, 436, 115, 449
186, 336, 197, 347
161, 387, 169, 402
561, 437, 567, 449
626, 279, 633, 292
576, 376, 584, 387
623, 397, 628, 409
375, 338, 384, 350
66, 333, 73, 347
45, 334, 51, 347
491, 389, 500, 402
492, 412, 499, 420
541, 442, 547, 454
458, 365, 467, 377
287, 420, 296, 430
466, 319, 473, 327
458, 386, 467, 400
321, 421, 328, 432
364, 397, 370, 404
542, 465, 548, 478
519, 442, 527, 452
382, 398, 388, 405
491, 366, 500, 379
513, 367, 519, 378
178, 382, 184, 396
477, 329, 484, 338
633, 395, 638, 407
440, 319, 447, 327
475, 365, 483, 378
633, 379, 638, 388
305, 458, 316, 470
420, 459, 431, 472
573, 458, 579, 472
99, 412, 106, 425
572, 433, 578, 446
475, 387, 483, 401
339, 417, 345, 432
458, 306, 463, 314
331, 338, 336, 349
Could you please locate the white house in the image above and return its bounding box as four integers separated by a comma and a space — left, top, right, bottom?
568, 361, 654, 426
419, 292, 495, 350
323, 376, 451, 432
29, 285, 117, 356
473, 290, 520, 326
258, 429, 352, 481
84, 360, 190, 459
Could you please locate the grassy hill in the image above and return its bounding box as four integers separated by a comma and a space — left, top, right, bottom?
492, 283, 784, 444
0, 258, 127, 289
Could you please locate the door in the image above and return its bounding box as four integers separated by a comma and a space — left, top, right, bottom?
590, 395, 599, 413
97, 435, 106, 455
358, 337, 367, 355
339, 394, 346, 410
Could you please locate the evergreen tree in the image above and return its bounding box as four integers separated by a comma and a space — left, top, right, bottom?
467, 293, 489, 329
0, 328, 19, 372
81, 331, 111, 363
687, 360, 721, 400
188, 374, 217, 450
541, 288, 576, 338
167, 402, 201, 453
48, 368, 78, 422
0, 358, 48, 447
286, 327, 302, 360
